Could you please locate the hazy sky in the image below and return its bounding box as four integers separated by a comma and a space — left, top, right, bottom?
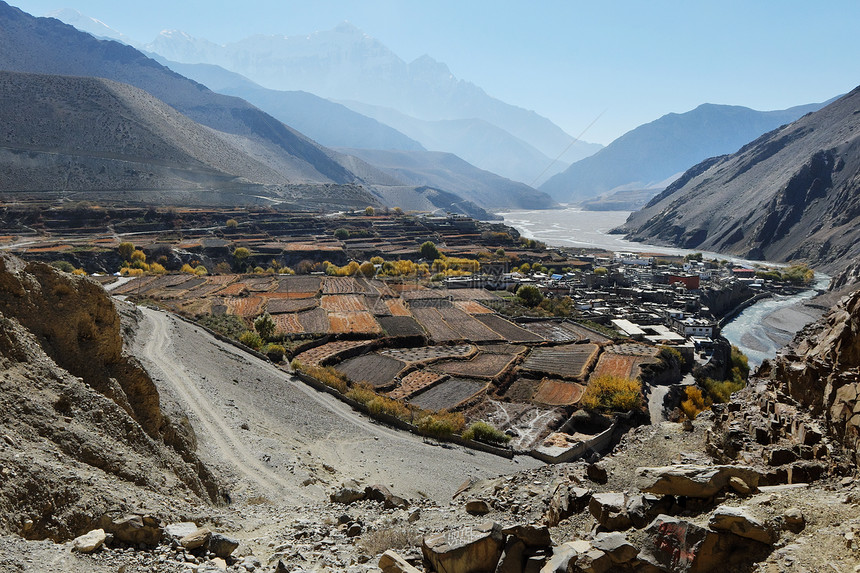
9, 0, 860, 144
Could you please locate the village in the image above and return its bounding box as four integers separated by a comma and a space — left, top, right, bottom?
2, 205, 815, 462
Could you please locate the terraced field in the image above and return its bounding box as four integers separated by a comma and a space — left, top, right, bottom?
387, 370, 446, 400
520, 343, 600, 380
224, 295, 265, 317
408, 377, 487, 411
272, 312, 303, 335
293, 340, 375, 366
327, 311, 382, 335
335, 354, 404, 388
453, 300, 494, 314
384, 299, 411, 316
591, 345, 659, 380
321, 295, 368, 312
521, 321, 582, 342
265, 297, 318, 314
532, 379, 585, 406
475, 314, 544, 342
411, 307, 461, 342
276, 275, 322, 294
377, 316, 426, 338
297, 308, 330, 334
379, 344, 474, 364
431, 353, 516, 380
322, 277, 360, 294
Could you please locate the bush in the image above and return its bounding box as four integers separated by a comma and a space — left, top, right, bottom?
291, 360, 348, 394
346, 382, 377, 405
238, 330, 263, 350
50, 260, 75, 273
517, 285, 544, 308
462, 421, 511, 445
581, 375, 642, 412
702, 377, 743, 404
680, 386, 708, 420
367, 396, 410, 420
334, 228, 350, 240
419, 241, 440, 261
264, 343, 286, 362
416, 411, 465, 439
254, 313, 277, 341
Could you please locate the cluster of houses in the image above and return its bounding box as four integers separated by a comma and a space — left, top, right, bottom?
445, 249, 782, 361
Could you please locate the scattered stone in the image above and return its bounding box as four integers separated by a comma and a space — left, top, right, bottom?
709, 506, 776, 544
546, 485, 591, 526
422, 521, 504, 573
207, 532, 240, 558
540, 540, 591, 573
379, 549, 422, 573
72, 528, 106, 553
408, 509, 421, 523
346, 523, 362, 537
331, 480, 366, 505
586, 462, 608, 484
198, 558, 227, 572
465, 499, 491, 515
637, 464, 761, 498
100, 514, 163, 546
573, 546, 613, 573
783, 508, 806, 532
240, 556, 261, 571
180, 527, 212, 550
728, 476, 752, 495
165, 522, 199, 542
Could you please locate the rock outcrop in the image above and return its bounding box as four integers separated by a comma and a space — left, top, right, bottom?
0, 254, 218, 540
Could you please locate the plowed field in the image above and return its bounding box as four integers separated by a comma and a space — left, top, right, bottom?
447, 288, 500, 301
453, 300, 494, 314
532, 379, 585, 406
521, 321, 582, 342
272, 313, 304, 335
327, 311, 382, 335
293, 340, 374, 366
276, 276, 322, 294
378, 316, 426, 338
520, 344, 599, 380
591, 352, 658, 380
438, 307, 504, 342
385, 299, 412, 316
216, 283, 248, 296
388, 371, 446, 400
335, 354, 405, 388
475, 314, 543, 342
225, 296, 264, 317
431, 353, 516, 380
411, 308, 461, 342
266, 298, 319, 314
379, 345, 473, 364
408, 377, 487, 411
321, 295, 368, 312
297, 308, 330, 334
322, 277, 360, 294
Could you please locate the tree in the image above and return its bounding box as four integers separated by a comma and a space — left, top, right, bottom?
359, 261, 376, 277
419, 241, 440, 261
118, 242, 135, 261
364, 206, 375, 216
334, 228, 350, 240
254, 313, 276, 341
516, 284, 544, 308
225, 218, 238, 229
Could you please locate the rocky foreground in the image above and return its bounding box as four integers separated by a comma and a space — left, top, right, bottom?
2, 254, 860, 572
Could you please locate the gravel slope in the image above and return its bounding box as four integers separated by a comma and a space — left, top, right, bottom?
131, 307, 539, 505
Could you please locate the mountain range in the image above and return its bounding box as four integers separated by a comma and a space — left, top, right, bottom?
0, 2, 560, 215
619, 85, 860, 273
142, 23, 601, 185
541, 102, 831, 205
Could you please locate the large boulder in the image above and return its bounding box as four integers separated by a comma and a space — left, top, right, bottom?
330, 480, 366, 504
99, 514, 162, 546
590, 532, 638, 564
708, 506, 776, 545
207, 532, 240, 558
72, 528, 106, 553
539, 540, 591, 573
588, 492, 632, 531
379, 549, 423, 573
502, 524, 552, 548
637, 465, 760, 498
546, 485, 591, 527
422, 521, 505, 573
638, 515, 766, 572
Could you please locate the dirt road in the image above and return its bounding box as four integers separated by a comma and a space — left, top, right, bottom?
132, 307, 539, 505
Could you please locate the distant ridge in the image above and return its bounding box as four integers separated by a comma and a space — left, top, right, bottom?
618, 86, 860, 274
541, 101, 830, 204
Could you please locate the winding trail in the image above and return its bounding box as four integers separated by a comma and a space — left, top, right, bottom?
132, 306, 539, 504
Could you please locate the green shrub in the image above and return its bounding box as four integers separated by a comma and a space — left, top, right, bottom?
238, 330, 263, 350
367, 396, 410, 420
462, 421, 510, 444
416, 411, 465, 439
581, 375, 642, 412
516, 285, 544, 308
197, 314, 248, 339
254, 313, 277, 341
292, 360, 348, 393
264, 343, 286, 362
346, 382, 377, 405
702, 377, 744, 404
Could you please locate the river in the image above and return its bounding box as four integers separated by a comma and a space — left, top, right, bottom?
500, 207, 827, 366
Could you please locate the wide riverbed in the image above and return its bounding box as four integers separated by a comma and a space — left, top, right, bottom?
500, 207, 826, 366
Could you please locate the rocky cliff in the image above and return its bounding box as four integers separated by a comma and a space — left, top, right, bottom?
619, 85, 860, 275
0, 254, 219, 540
770, 288, 860, 465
